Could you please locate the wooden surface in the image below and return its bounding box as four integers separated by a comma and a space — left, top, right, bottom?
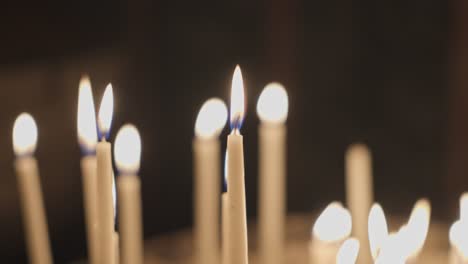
138, 213, 449, 263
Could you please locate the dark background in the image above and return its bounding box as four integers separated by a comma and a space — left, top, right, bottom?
0, 0, 463, 262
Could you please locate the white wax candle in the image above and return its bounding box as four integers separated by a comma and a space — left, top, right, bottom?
77, 77, 100, 264
115, 125, 144, 264
193, 98, 227, 264
97, 84, 115, 263
227, 65, 248, 264
13, 113, 53, 264
309, 202, 351, 264
113, 232, 120, 264
345, 143, 373, 263
256, 83, 288, 264
222, 192, 230, 264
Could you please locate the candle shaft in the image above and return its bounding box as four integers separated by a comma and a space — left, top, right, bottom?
80, 156, 99, 264
118, 175, 144, 264
345, 144, 373, 264
258, 123, 286, 264
15, 157, 53, 264
193, 139, 221, 264
222, 193, 230, 264
113, 232, 120, 264
227, 133, 249, 264
97, 141, 114, 263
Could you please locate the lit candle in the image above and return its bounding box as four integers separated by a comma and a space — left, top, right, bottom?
193, 98, 228, 264
227, 65, 249, 264
404, 199, 431, 262
96, 84, 115, 263
13, 113, 53, 264
256, 82, 289, 264
336, 238, 360, 264
345, 143, 373, 263
77, 76, 99, 264
309, 202, 351, 263
222, 151, 230, 264
368, 203, 388, 261
114, 124, 144, 264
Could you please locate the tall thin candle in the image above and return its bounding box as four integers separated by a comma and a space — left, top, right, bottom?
227, 65, 249, 264
115, 124, 144, 264
13, 113, 53, 264
193, 98, 227, 264
256, 83, 288, 264
77, 76, 99, 264
97, 84, 115, 263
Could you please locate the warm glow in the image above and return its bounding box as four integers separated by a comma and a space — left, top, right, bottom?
256, 82, 289, 123
194, 98, 228, 138
461, 192, 468, 221
368, 203, 388, 260
230, 65, 245, 131
77, 76, 98, 153
114, 124, 141, 174
13, 113, 38, 156
404, 199, 431, 257
312, 202, 352, 242
98, 83, 114, 139
375, 232, 407, 264
449, 220, 468, 260
336, 238, 360, 264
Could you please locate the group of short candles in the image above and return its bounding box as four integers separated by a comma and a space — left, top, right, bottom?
10, 65, 468, 264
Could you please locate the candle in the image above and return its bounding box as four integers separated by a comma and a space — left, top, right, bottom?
222, 151, 230, 264
77, 76, 99, 264
114, 124, 144, 264
97, 84, 115, 263
345, 143, 373, 263
368, 203, 388, 261
113, 232, 120, 264
309, 202, 351, 263
336, 238, 360, 264
256, 82, 289, 264
193, 98, 228, 264
13, 113, 53, 264
227, 65, 249, 264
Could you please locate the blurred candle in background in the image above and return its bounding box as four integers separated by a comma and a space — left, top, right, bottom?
309, 202, 352, 263
256, 82, 289, 264
115, 124, 144, 264
13, 113, 53, 264
96, 84, 115, 263
346, 143, 373, 263
193, 98, 227, 264
227, 65, 249, 264
77, 76, 99, 264
336, 238, 360, 264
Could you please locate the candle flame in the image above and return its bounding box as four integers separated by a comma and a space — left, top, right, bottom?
13, 113, 38, 156
368, 203, 388, 260
195, 98, 228, 138
374, 232, 407, 264
114, 124, 141, 174
256, 82, 289, 123
77, 76, 98, 154
404, 198, 431, 257
336, 238, 360, 264
230, 65, 245, 131
312, 202, 352, 242
98, 83, 114, 139
460, 192, 468, 222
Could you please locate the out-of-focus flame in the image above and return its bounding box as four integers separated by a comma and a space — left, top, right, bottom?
256, 82, 288, 123
450, 193, 468, 261
368, 203, 388, 260
230, 65, 245, 131
13, 113, 38, 156
97, 83, 114, 139
77, 76, 98, 153
336, 238, 360, 264
374, 232, 407, 264
460, 192, 468, 222
403, 199, 431, 258
312, 202, 352, 242
114, 124, 141, 174
194, 98, 228, 138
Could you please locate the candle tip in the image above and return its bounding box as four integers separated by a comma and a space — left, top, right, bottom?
313, 202, 351, 242
114, 124, 141, 174
13, 113, 38, 156
230, 65, 245, 131
98, 83, 114, 139
257, 82, 288, 123
77, 77, 98, 154
195, 98, 228, 138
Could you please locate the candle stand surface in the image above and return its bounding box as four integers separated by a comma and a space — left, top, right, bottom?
75, 212, 448, 263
